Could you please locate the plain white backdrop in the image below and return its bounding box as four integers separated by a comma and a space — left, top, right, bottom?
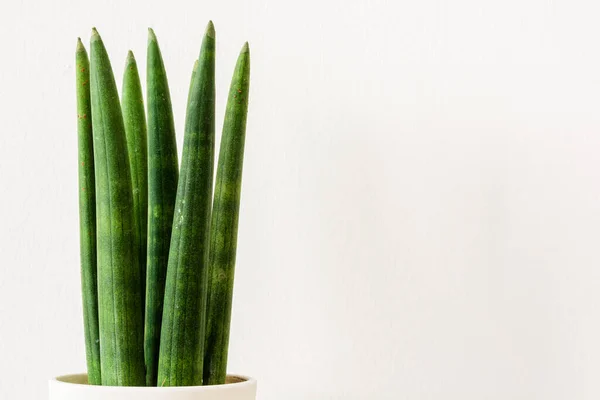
1, 0, 600, 398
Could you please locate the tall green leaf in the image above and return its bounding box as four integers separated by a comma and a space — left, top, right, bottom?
203, 42, 250, 385
89, 28, 145, 387
76, 38, 101, 385
145, 28, 180, 387
157, 21, 215, 386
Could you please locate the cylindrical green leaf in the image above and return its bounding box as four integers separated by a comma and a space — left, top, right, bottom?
122, 50, 148, 315
76, 38, 101, 385
89, 28, 145, 387
145, 28, 180, 387
158, 21, 215, 386
203, 42, 251, 385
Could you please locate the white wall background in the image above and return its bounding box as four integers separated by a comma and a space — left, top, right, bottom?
1, 0, 599, 398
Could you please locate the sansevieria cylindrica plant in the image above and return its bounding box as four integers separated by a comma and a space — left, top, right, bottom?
75, 22, 250, 387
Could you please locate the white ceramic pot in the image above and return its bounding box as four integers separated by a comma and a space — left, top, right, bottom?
49, 374, 257, 400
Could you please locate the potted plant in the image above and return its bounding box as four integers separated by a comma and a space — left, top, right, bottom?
49, 21, 255, 399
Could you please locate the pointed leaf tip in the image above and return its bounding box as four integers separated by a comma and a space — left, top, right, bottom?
91, 27, 100, 41
148, 27, 157, 42
241, 42, 249, 53
127, 50, 135, 61
76, 37, 85, 52
205, 21, 215, 38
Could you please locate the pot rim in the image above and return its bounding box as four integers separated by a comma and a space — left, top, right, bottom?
50, 373, 256, 391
